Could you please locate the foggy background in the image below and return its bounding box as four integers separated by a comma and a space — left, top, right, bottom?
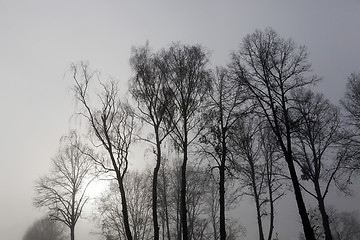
1, 1, 360, 239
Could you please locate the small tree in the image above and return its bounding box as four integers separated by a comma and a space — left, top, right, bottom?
34, 131, 93, 240
23, 216, 65, 240
300, 207, 360, 240
95, 171, 152, 240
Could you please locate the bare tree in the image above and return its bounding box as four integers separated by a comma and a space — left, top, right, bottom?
232, 118, 284, 240
23, 216, 66, 240
95, 171, 152, 240
160, 43, 212, 240
230, 28, 320, 240
158, 157, 173, 240
199, 67, 248, 240
300, 207, 360, 240
72, 62, 137, 240
291, 88, 350, 240
202, 171, 245, 240
34, 131, 94, 240
340, 73, 360, 172
341, 73, 360, 130
129, 43, 175, 240
331, 210, 360, 240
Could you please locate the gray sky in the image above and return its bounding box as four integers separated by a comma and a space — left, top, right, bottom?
1, 1, 360, 239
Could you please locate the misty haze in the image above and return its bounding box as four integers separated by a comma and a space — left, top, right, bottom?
1, 1, 360, 240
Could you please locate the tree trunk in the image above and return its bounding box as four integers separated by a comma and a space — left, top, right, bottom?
70, 225, 75, 240
285, 153, 315, 240
161, 165, 171, 240
251, 170, 265, 240
118, 176, 133, 240
153, 128, 161, 240
219, 165, 226, 240
266, 153, 275, 240
267, 175, 275, 240
219, 141, 227, 240
314, 182, 333, 240
181, 146, 188, 240
181, 118, 189, 240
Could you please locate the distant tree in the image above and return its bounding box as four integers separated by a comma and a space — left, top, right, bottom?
341, 73, 360, 131
129, 43, 175, 240
34, 131, 94, 240
157, 157, 241, 240
160, 43, 212, 240
202, 172, 245, 240
72, 62, 137, 240
340, 72, 360, 173
161, 159, 209, 240
230, 28, 320, 240
331, 210, 360, 240
23, 216, 65, 240
95, 171, 152, 240
157, 157, 172, 240
300, 207, 360, 240
232, 118, 284, 240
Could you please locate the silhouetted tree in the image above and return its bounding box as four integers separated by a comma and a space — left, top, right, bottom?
34, 131, 94, 240
129, 43, 175, 240
23, 216, 65, 240
200, 67, 248, 240
230, 28, 320, 240
300, 207, 360, 240
341, 73, 360, 173
72, 62, 137, 240
95, 171, 152, 240
331, 210, 360, 240
341, 73, 360, 131
291, 88, 351, 240
160, 43, 212, 240
202, 172, 245, 240
232, 118, 284, 240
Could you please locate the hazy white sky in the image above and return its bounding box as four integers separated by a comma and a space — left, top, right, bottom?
1, 1, 360, 240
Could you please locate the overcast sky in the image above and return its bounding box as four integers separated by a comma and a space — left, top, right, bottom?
1, 1, 360, 240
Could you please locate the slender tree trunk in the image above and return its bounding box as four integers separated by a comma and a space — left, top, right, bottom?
153, 128, 161, 240
314, 182, 333, 240
181, 144, 188, 240
212, 210, 218, 240
266, 153, 275, 240
219, 162, 226, 240
180, 117, 189, 240
252, 174, 265, 240
176, 189, 181, 240
267, 193, 275, 240
285, 153, 315, 240
267, 174, 275, 240
71, 189, 76, 240
118, 176, 133, 240
70, 225, 75, 240
219, 91, 227, 240
162, 165, 171, 240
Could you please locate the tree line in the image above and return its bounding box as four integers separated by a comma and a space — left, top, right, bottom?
26, 28, 360, 240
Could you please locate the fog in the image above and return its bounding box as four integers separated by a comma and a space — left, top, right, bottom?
1, 1, 359, 240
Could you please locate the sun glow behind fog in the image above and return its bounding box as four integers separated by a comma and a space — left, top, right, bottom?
87, 180, 108, 198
